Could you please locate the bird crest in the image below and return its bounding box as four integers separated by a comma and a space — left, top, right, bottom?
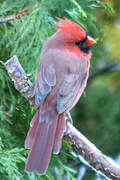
53, 17, 86, 42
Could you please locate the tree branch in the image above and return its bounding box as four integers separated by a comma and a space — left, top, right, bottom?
0, 4, 35, 23
1, 56, 120, 179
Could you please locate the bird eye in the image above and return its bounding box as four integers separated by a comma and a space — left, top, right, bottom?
75, 36, 90, 54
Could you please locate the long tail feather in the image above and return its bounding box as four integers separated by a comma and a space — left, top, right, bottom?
25, 104, 66, 174
25, 104, 59, 174
26, 120, 57, 174
53, 113, 66, 154
25, 110, 39, 149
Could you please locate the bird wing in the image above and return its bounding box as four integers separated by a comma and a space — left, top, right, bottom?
35, 63, 56, 106
57, 71, 87, 114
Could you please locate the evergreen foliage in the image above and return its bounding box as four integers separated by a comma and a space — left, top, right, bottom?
0, 0, 119, 179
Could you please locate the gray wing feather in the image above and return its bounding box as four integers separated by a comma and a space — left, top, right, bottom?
57, 72, 87, 114
57, 74, 79, 114
35, 64, 56, 106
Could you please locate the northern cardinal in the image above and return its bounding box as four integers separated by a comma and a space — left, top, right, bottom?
25, 17, 96, 175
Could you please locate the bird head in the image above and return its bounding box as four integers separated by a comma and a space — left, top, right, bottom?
53, 17, 96, 57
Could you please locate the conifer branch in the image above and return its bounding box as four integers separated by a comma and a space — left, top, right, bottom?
0, 16, 15, 23
1, 55, 120, 179
0, 5, 34, 23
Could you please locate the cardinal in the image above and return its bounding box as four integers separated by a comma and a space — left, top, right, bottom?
25, 17, 96, 174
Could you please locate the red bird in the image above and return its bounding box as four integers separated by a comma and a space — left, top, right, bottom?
25, 17, 96, 175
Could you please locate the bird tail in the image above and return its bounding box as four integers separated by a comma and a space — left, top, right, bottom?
53, 113, 66, 154
25, 105, 66, 175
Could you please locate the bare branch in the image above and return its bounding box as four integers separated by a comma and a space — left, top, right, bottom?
0, 16, 15, 23
64, 123, 120, 180
0, 5, 34, 24
1, 56, 120, 179
0, 56, 35, 106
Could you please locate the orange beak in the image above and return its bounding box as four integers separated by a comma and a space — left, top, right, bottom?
84, 36, 96, 48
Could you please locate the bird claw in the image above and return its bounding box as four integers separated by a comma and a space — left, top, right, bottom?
65, 112, 73, 124
29, 87, 35, 98
26, 73, 32, 78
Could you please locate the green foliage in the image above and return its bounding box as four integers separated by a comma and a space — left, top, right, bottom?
0, 0, 119, 179
0, 146, 26, 180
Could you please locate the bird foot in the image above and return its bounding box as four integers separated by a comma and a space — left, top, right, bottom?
65, 112, 73, 124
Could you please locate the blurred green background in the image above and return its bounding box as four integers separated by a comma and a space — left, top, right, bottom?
0, 0, 120, 179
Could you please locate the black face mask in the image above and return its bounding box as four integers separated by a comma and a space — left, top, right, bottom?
75, 36, 90, 54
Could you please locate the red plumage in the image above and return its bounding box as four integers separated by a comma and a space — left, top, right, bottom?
25, 17, 96, 175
